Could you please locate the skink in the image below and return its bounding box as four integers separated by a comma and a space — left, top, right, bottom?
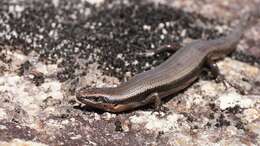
76, 10, 259, 113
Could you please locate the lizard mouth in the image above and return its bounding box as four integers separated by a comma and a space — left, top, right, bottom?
76, 95, 122, 112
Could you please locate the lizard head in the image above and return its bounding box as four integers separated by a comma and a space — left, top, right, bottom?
75, 87, 129, 112
76, 87, 113, 104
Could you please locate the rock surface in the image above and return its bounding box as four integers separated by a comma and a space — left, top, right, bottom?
0, 0, 259, 145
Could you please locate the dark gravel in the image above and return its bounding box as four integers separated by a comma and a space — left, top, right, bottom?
0, 0, 225, 82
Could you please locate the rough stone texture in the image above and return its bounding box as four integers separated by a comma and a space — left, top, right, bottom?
0, 0, 259, 146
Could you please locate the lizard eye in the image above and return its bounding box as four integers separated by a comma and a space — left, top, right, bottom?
87, 96, 109, 103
